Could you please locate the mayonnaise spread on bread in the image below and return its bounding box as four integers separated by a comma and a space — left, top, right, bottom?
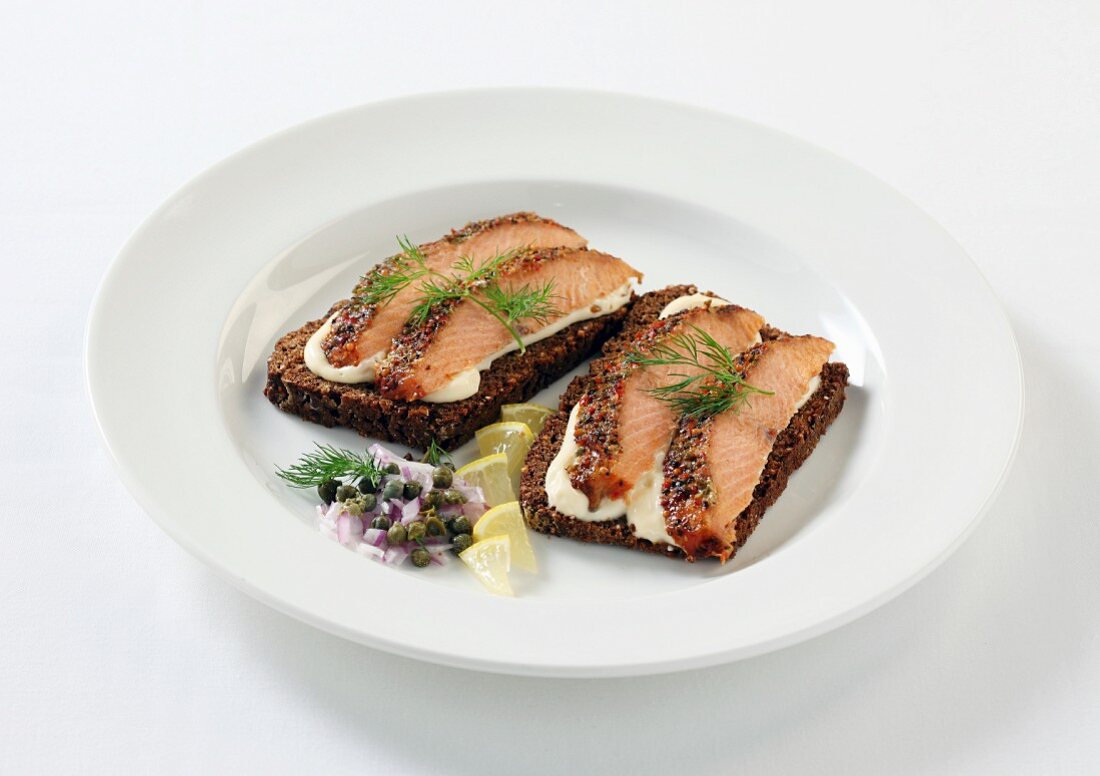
544, 403, 678, 545
796, 375, 820, 411
304, 315, 385, 383
658, 292, 730, 318
303, 279, 636, 400
544, 404, 630, 519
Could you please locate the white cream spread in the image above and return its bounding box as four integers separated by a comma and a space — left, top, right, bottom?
303, 280, 637, 399
303, 314, 385, 384
659, 292, 762, 347
658, 292, 730, 318
795, 374, 820, 411
544, 405, 628, 520
622, 447, 678, 545
544, 404, 677, 544
545, 292, 826, 548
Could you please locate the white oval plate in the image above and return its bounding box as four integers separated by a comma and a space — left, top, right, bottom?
87, 89, 1021, 677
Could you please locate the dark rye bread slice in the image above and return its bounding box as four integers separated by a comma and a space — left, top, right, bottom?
264, 302, 629, 450
519, 286, 849, 561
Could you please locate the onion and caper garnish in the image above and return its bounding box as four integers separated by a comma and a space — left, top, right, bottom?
276, 440, 486, 569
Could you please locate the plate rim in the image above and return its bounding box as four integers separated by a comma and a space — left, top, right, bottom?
85, 87, 1024, 676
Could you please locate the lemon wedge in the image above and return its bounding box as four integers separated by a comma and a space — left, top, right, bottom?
475, 421, 534, 492
455, 453, 515, 506
472, 501, 537, 573
459, 535, 513, 596
501, 403, 554, 435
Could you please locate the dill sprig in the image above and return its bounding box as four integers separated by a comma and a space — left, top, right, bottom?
451, 252, 515, 284
480, 281, 559, 327
407, 250, 518, 321
351, 236, 561, 353
626, 326, 773, 418
420, 439, 453, 468
406, 249, 560, 353
276, 443, 386, 489
351, 235, 432, 309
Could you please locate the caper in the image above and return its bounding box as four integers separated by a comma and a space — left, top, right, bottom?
432, 467, 453, 488
423, 490, 443, 509
425, 516, 446, 537
360, 492, 377, 512
335, 484, 359, 502
410, 548, 431, 568
406, 521, 426, 542
450, 515, 472, 535
342, 498, 365, 517
382, 480, 403, 501
403, 481, 422, 500
370, 515, 391, 531
442, 488, 466, 505
452, 533, 473, 554
357, 478, 375, 495
384, 462, 401, 475
387, 523, 407, 545
318, 479, 339, 505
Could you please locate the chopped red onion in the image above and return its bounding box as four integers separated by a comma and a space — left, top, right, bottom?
454, 481, 483, 503
357, 543, 385, 560
369, 443, 439, 482
428, 550, 450, 566
382, 546, 409, 566
336, 512, 363, 545
400, 499, 421, 524
462, 501, 488, 523
363, 527, 387, 547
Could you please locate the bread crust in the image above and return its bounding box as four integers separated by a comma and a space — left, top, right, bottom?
264, 301, 629, 450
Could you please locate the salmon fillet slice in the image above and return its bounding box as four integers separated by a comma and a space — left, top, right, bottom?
321, 212, 586, 368
662, 335, 835, 561
568, 303, 766, 510
376, 246, 642, 401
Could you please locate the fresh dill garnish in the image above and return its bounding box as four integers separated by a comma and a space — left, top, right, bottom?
420, 439, 453, 468
275, 443, 386, 489
350, 237, 561, 353
480, 281, 559, 328
404, 249, 560, 353
351, 235, 432, 309
626, 325, 773, 418
450, 251, 515, 284
407, 250, 519, 323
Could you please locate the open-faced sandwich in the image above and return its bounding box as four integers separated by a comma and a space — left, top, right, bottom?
265, 213, 642, 449
519, 285, 849, 562
270, 215, 848, 576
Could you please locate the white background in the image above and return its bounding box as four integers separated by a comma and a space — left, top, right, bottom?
3, 1, 1098, 773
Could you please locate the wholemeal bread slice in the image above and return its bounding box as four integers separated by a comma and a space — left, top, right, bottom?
265, 301, 629, 450
519, 285, 849, 561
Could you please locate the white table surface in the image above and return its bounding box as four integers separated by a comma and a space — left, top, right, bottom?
3, 2, 1098, 773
